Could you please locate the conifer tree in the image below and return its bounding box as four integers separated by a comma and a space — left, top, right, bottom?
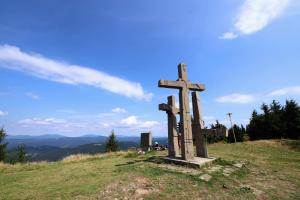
207, 120, 227, 143
269, 100, 283, 138
247, 110, 265, 140
247, 99, 300, 140
17, 144, 26, 163
0, 127, 7, 162
283, 100, 300, 139
228, 124, 244, 143
105, 130, 119, 152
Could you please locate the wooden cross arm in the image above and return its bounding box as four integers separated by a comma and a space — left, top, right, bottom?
158, 80, 205, 91
158, 80, 181, 89
189, 83, 205, 91
159, 103, 180, 114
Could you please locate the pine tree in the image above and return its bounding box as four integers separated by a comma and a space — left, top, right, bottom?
0, 127, 7, 162
247, 110, 264, 140
105, 130, 119, 152
269, 100, 283, 138
261, 103, 273, 139
228, 124, 244, 143
208, 120, 227, 143
283, 100, 300, 139
17, 144, 26, 163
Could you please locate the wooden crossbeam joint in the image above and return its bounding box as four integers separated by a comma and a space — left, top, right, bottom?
159, 103, 179, 114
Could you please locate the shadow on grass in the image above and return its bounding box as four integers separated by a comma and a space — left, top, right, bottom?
115, 156, 165, 167
281, 139, 300, 151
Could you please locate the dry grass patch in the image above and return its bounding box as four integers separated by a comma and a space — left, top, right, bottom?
62, 151, 133, 163
98, 176, 159, 200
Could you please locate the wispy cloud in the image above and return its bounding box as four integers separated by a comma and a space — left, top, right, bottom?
112, 107, 126, 113
267, 86, 300, 96
25, 92, 40, 100
215, 93, 256, 104
0, 45, 152, 101
18, 117, 87, 133
220, 0, 290, 39
0, 110, 8, 116
19, 118, 66, 125
219, 32, 238, 40
17, 115, 160, 136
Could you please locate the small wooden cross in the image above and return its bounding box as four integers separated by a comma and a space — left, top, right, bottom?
159, 96, 180, 157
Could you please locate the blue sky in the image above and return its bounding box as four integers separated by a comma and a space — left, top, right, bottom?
0, 0, 300, 137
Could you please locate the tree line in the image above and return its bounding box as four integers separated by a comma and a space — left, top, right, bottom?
208, 99, 300, 143
247, 100, 300, 140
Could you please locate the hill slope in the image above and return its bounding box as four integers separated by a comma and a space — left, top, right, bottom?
0, 140, 299, 200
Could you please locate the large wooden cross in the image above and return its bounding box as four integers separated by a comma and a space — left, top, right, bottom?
159, 96, 180, 158
158, 63, 205, 160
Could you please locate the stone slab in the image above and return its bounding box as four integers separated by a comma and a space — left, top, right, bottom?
199, 174, 212, 182
161, 156, 216, 169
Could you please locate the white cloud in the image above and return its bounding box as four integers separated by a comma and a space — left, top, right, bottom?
221, 0, 290, 39
203, 116, 216, 121
0, 110, 8, 116
103, 123, 110, 128
215, 93, 255, 104
25, 92, 40, 100
138, 120, 160, 128
120, 115, 159, 128
121, 116, 138, 125
0, 45, 152, 101
112, 107, 126, 113
267, 86, 300, 96
219, 32, 238, 40
17, 117, 91, 134
19, 118, 66, 125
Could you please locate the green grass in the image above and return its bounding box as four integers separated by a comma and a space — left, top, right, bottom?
0, 140, 299, 200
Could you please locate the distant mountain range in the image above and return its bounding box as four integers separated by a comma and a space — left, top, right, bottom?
6, 134, 108, 149
5, 134, 167, 162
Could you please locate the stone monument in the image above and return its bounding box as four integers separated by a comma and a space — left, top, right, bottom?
158, 63, 227, 168
159, 63, 205, 161
140, 132, 152, 151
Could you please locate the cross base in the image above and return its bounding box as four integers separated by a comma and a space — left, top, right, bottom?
161, 156, 216, 169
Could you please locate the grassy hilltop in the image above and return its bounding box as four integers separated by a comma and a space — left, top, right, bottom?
0, 140, 299, 200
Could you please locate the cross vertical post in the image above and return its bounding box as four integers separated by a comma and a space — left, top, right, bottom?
167, 96, 180, 157
192, 91, 208, 158
178, 64, 194, 160
159, 96, 180, 157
